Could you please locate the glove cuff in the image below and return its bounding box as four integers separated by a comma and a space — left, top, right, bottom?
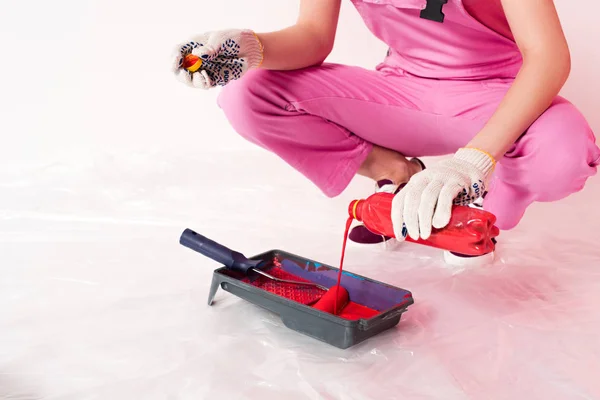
239, 30, 264, 69
454, 147, 496, 177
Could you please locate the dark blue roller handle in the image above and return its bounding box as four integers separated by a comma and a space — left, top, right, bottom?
179, 228, 261, 274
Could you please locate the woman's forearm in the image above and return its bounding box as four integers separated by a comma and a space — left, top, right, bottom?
467, 51, 571, 160
467, 0, 571, 161
256, 25, 335, 70
255, 0, 341, 70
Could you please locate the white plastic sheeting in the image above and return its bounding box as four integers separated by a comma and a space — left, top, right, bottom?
2, 151, 600, 400
3, 0, 600, 396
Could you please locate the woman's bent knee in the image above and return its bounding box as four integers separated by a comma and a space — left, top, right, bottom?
217, 69, 287, 114
216, 69, 289, 144
512, 99, 599, 200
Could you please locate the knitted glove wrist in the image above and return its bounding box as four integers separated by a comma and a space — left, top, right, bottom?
451, 147, 495, 205
454, 147, 496, 178
235, 30, 264, 69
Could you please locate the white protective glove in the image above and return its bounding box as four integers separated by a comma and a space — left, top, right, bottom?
391, 147, 496, 241
172, 29, 264, 89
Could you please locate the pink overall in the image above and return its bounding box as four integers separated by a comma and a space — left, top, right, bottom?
217, 0, 600, 230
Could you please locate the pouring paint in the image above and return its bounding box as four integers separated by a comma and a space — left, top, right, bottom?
332, 216, 354, 315
330, 191, 500, 313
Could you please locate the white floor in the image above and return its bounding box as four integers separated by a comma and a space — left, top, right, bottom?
2, 148, 600, 400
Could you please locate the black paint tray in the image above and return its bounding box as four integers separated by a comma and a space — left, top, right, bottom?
180, 228, 415, 349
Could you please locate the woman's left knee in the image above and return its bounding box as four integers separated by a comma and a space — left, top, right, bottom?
518, 98, 598, 196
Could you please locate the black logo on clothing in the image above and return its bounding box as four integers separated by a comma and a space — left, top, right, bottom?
420, 0, 448, 23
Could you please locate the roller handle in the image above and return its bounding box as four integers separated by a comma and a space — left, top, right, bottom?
179, 228, 260, 274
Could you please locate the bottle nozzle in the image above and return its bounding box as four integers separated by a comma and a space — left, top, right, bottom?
348, 199, 364, 221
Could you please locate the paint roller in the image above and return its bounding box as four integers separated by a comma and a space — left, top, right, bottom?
179, 229, 349, 314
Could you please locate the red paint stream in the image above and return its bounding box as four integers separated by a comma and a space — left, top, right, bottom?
334, 217, 354, 315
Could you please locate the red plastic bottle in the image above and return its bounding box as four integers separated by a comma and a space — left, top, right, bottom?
348, 192, 499, 256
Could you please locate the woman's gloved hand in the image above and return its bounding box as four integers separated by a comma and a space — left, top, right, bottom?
391, 147, 496, 241
172, 29, 264, 89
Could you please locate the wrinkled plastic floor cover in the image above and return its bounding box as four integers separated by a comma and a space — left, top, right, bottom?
2, 151, 600, 400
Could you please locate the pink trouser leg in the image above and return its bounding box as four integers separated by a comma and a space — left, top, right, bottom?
217, 64, 600, 229
437, 80, 600, 230
216, 64, 446, 197
482, 97, 600, 229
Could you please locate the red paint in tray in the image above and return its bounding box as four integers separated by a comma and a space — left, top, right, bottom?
241, 244, 380, 320
243, 215, 383, 320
